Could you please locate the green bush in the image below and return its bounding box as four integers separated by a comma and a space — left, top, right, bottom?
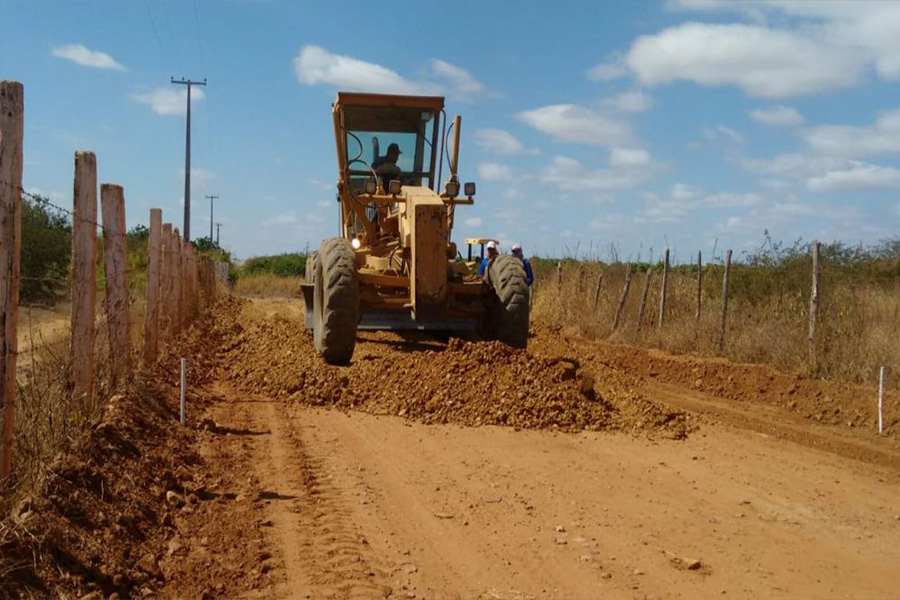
21, 198, 71, 304
238, 253, 307, 278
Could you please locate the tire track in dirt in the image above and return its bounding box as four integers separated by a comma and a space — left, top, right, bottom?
211, 382, 393, 599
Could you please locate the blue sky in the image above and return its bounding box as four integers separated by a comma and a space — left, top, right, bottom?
3, 0, 899, 263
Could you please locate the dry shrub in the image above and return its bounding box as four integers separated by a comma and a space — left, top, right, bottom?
531, 259, 900, 390
234, 273, 302, 298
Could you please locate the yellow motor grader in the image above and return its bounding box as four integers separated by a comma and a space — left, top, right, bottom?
301, 92, 529, 364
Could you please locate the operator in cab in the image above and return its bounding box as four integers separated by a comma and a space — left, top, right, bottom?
372, 140, 402, 191
478, 241, 499, 277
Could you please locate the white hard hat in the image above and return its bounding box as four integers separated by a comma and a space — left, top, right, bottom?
486, 241, 497, 250
511, 243, 522, 252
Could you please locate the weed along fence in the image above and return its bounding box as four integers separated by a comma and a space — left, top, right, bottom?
0, 80, 223, 494
531, 240, 899, 398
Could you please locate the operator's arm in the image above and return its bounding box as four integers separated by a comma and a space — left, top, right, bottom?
524, 259, 534, 286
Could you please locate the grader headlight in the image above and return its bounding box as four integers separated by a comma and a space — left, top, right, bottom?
389, 180, 402, 195
364, 178, 377, 195
464, 182, 476, 197
444, 180, 460, 197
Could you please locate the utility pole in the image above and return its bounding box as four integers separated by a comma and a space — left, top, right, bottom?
215, 222, 222, 247
205, 194, 218, 241
171, 77, 207, 242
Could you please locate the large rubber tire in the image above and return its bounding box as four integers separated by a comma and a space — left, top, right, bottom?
312, 239, 358, 365
484, 255, 530, 348
305, 250, 318, 284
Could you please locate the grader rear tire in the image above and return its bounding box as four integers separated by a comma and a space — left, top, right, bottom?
485, 255, 530, 348
313, 239, 358, 365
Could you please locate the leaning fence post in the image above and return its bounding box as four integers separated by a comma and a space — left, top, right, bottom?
556, 261, 562, 293
657, 248, 669, 329
637, 268, 653, 331
612, 263, 633, 331
695, 250, 702, 322
0, 80, 24, 484
808, 240, 820, 374
101, 184, 130, 387
71, 151, 98, 407
143, 209, 162, 364
718, 249, 732, 353
592, 272, 603, 311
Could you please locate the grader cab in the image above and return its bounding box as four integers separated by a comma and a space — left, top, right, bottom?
301, 92, 529, 364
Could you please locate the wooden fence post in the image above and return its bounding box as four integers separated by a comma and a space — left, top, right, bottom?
101, 184, 130, 386
612, 264, 633, 331
657, 248, 669, 329
143, 208, 162, 364
808, 240, 820, 373
592, 272, 603, 311
556, 261, 562, 294
71, 151, 97, 407
0, 80, 24, 483
160, 223, 173, 345
718, 249, 732, 353
695, 250, 702, 322
578, 265, 586, 295
173, 229, 183, 335
637, 268, 653, 331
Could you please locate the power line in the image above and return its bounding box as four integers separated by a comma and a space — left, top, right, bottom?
171, 77, 206, 243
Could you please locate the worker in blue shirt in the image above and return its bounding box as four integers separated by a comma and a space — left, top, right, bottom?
478, 241, 498, 277
512, 243, 534, 286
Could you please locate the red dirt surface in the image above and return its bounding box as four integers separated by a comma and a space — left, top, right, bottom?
3, 297, 899, 600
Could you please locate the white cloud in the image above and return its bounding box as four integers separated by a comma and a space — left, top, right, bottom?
807, 163, 900, 192
292, 45, 486, 100
750, 105, 805, 127
464, 217, 483, 228
803, 108, 900, 157
589, 213, 626, 231
540, 156, 651, 191
607, 90, 653, 113
430, 59, 484, 98
517, 104, 631, 147
477, 162, 515, 182
176, 167, 215, 190
52, 44, 125, 70
586, 61, 627, 82
132, 87, 205, 116
741, 152, 900, 193
609, 147, 651, 168
702, 124, 744, 145
671, 183, 698, 201
625, 22, 864, 98
473, 129, 537, 155
264, 210, 299, 227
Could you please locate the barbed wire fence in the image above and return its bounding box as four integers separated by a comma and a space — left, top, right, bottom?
0, 80, 226, 500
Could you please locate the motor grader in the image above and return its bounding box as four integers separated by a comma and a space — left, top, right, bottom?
301, 92, 529, 364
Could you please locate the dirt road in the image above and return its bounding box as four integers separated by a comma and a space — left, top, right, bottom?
158, 298, 900, 600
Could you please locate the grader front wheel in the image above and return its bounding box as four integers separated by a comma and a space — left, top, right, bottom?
313, 239, 359, 365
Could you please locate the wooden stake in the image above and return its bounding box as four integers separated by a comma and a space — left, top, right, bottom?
71, 151, 98, 407
143, 208, 162, 364
592, 272, 603, 311
637, 268, 653, 331
809, 240, 820, 374
101, 184, 130, 386
695, 250, 703, 322
657, 249, 669, 329
556, 261, 562, 293
0, 80, 24, 483
718, 249, 732, 353
160, 223, 173, 344
173, 229, 183, 335
612, 263, 633, 331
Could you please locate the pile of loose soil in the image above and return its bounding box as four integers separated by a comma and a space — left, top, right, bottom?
530, 323, 897, 435
220, 305, 691, 438
0, 298, 266, 599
